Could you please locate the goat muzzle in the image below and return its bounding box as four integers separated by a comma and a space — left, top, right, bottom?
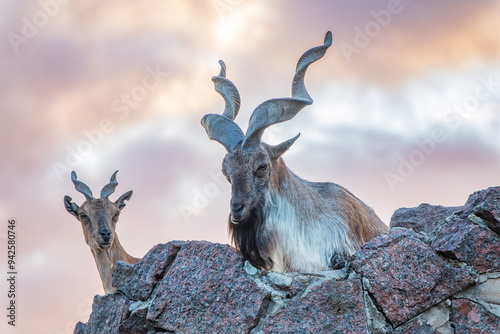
230, 201, 249, 225
98, 229, 112, 248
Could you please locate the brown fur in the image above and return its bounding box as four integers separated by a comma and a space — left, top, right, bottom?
224, 144, 388, 272
64, 177, 140, 293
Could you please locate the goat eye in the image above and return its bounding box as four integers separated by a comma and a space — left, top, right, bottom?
257, 164, 268, 172
113, 212, 120, 219
78, 213, 87, 220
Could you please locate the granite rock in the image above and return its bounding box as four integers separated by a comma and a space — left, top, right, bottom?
80, 294, 131, 334
352, 228, 475, 327
363, 289, 392, 334
147, 241, 271, 334
390, 203, 458, 234
259, 279, 367, 333
431, 218, 500, 273
455, 186, 500, 235
393, 300, 452, 334
73, 321, 87, 334
117, 307, 149, 334
454, 275, 500, 317
451, 298, 500, 334
112, 241, 184, 301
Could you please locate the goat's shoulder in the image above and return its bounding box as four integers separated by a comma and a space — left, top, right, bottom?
303, 179, 388, 239
329, 184, 389, 243
299, 179, 352, 203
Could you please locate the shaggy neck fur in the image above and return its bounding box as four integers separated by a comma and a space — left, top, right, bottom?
230, 158, 353, 272
230, 157, 388, 273
265, 159, 355, 272
90, 235, 140, 293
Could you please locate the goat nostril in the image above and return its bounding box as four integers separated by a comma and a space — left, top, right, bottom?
99, 231, 111, 239
232, 204, 245, 214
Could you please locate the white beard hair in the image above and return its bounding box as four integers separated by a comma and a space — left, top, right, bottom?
264, 192, 356, 272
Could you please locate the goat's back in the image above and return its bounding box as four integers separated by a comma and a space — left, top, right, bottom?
303, 180, 388, 247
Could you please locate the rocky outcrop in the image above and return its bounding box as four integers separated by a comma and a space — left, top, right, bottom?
389, 203, 459, 234
352, 228, 475, 327
74, 187, 500, 333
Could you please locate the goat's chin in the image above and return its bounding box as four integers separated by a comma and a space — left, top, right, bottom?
97, 242, 112, 250
230, 213, 250, 225
228, 204, 273, 271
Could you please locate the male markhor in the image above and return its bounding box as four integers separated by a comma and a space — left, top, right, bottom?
201, 31, 388, 272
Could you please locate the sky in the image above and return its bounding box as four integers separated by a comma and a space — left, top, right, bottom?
0, 0, 499, 333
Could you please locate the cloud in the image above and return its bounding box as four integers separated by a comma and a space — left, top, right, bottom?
262, 0, 500, 83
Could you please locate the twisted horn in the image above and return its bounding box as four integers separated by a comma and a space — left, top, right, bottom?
71, 171, 93, 201
201, 60, 245, 152
100, 170, 119, 199
242, 31, 333, 151
213, 60, 241, 120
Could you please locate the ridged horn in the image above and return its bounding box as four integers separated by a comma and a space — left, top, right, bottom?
201, 60, 244, 152
71, 171, 93, 201
242, 31, 333, 151
100, 170, 119, 199
212, 60, 240, 120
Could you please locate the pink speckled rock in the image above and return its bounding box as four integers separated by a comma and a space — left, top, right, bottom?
73, 321, 86, 334
352, 228, 475, 327
451, 298, 500, 334
390, 203, 458, 234
398, 321, 440, 334
112, 240, 184, 301
455, 186, 500, 236
118, 308, 149, 334
81, 294, 131, 334
260, 279, 367, 334
431, 218, 500, 273
147, 241, 270, 334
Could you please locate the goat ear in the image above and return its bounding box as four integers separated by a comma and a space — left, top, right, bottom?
116, 190, 133, 210
268, 133, 300, 160
64, 196, 80, 218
